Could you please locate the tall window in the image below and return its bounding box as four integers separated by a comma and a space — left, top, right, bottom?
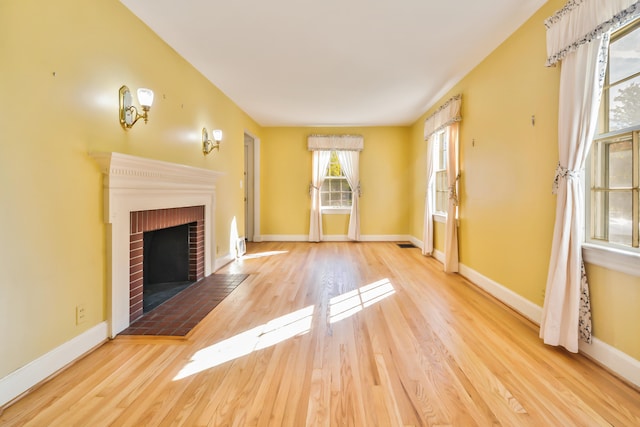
588, 19, 640, 249
321, 151, 352, 209
434, 130, 448, 214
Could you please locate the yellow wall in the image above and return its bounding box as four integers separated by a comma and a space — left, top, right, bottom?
260, 127, 411, 237
2, 0, 638, 384
0, 0, 260, 378
409, 0, 640, 360
586, 265, 640, 358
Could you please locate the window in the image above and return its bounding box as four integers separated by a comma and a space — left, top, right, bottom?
434, 130, 448, 214
321, 151, 352, 209
587, 19, 640, 250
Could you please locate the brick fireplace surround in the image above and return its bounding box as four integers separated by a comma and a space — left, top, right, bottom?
91, 152, 221, 337
129, 206, 205, 322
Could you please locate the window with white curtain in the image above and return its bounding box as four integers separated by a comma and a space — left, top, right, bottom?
433, 130, 449, 214
321, 151, 353, 210
587, 18, 640, 251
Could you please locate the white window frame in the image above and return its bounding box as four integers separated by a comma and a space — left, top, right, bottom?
584, 18, 640, 277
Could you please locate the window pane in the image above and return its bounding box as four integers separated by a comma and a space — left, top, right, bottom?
608, 75, 640, 131
592, 141, 606, 188
609, 191, 633, 245
435, 170, 448, 212
609, 25, 640, 83
436, 191, 447, 213
436, 132, 448, 171
326, 151, 342, 177
330, 179, 341, 191
591, 191, 607, 240
321, 192, 330, 205
608, 141, 632, 188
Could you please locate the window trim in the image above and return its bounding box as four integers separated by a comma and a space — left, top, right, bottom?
433, 213, 446, 223
582, 243, 640, 277
322, 207, 351, 215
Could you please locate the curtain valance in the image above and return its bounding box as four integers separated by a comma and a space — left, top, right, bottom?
423, 95, 462, 141
307, 135, 364, 151
545, 0, 640, 66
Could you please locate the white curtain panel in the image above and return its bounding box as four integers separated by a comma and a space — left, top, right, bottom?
337, 150, 361, 241
541, 0, 640, 352
422, 136, 435, 256
424, 95, 461, 270
444, 123, 460, 273
309, 150, 331, 242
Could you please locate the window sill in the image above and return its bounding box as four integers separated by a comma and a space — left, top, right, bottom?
433, 213, 446, 223
582, 243, 640, 277
322, 207, 351, 215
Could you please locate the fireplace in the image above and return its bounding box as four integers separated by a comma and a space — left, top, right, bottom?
129, 206, 205, 322
91, 152, 221, 337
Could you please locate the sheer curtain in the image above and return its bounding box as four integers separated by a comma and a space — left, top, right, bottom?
423, 95, 461, 271
308, 135, 364, 242
309, 150, 331, 242
337, 150, 361, 241
422, 136, 435, 256
444, 122, 460, 273
540, 0, 640, 352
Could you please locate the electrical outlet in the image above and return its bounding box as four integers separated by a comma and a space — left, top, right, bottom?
76, 304, 86, 325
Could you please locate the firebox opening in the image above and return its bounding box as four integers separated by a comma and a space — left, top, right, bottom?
143, 223, 195, 313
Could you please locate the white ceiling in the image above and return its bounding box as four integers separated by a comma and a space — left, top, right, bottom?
120, 0, 547, 127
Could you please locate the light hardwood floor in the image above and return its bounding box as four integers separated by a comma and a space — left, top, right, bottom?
2, 242, 639, 426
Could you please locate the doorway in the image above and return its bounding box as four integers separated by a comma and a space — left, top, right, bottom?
244, 133, 256, 242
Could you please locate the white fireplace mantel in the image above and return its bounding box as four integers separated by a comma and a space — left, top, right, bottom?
91, 152, 222, 337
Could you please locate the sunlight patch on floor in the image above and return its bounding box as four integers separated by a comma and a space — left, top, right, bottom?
240, 250, 289, 260
329, 278, 395, 324
174, 278, 395, 380
173, 304, 313, 380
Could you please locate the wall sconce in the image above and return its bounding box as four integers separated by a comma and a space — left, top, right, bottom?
202, 128, 223, 154
119, 85, 154, 129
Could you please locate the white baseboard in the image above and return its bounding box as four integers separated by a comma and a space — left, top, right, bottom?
409, 237, 445, 264
0, 321, 108, 407
458, 262, 640, 388
214, 253, 235, 271
408, 235, 423, 249
579, 337, 640, 388
259, 234, 414, 242
260, 234, 308, 242
360, 234, 412, 242
458, 263, 542, 325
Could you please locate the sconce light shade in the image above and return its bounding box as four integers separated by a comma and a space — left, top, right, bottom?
137, 88, 154, 108
119, 85, 154, 129
202, 128, 222, 155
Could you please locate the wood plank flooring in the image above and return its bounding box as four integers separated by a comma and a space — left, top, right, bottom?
2, 242, 639, 426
